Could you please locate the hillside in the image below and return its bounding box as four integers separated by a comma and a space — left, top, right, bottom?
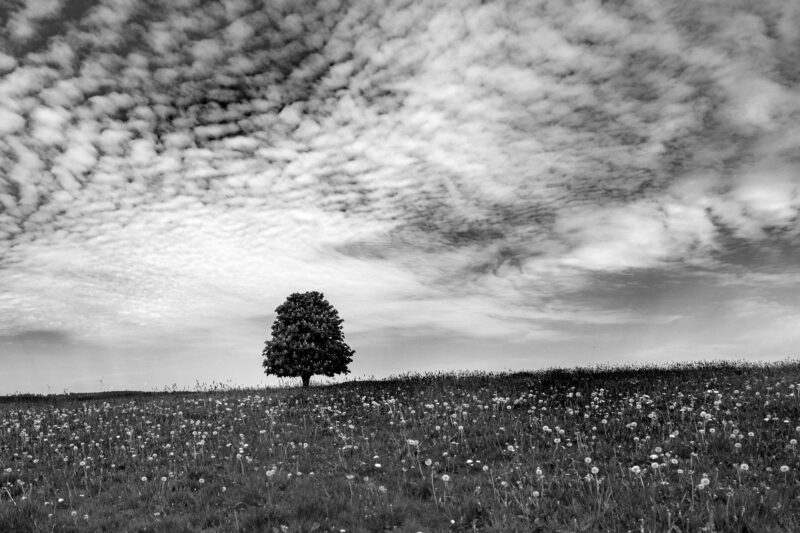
2, 360, 800, 532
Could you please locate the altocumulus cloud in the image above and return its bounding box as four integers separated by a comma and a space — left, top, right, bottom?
1, 0, 799, 393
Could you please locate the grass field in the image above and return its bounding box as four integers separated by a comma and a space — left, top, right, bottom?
2, 360, 800, 532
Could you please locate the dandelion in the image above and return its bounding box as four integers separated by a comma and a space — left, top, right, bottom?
374, 463, 381, 469
700, 477, 710, 486
584, 457, 592, 464
739, 463, 749, 472
441, 474, 450, 482
507, 445, 515, 452
630, 466, 641, 475
591, 466, 599, 475
141, 476, 147, 482
425, 459, 432, 467
532, 490, 540, 497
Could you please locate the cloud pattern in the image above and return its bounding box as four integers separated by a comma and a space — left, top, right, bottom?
1, 0, 799, 392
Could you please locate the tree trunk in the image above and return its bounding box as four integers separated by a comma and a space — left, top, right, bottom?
301, 374, 311, 388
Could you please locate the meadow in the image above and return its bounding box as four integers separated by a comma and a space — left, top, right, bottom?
2, 360, 800, 532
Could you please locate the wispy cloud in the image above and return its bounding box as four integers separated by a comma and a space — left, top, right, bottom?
1, 0, 798, 392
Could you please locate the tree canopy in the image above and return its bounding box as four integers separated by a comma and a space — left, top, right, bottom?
262, 291, 354, 387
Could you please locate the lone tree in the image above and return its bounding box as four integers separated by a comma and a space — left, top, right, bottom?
262, 291, 354, 387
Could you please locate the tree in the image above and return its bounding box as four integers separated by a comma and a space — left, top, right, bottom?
262, 291, 354, 387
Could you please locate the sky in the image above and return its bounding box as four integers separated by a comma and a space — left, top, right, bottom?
1, 0, 799, 394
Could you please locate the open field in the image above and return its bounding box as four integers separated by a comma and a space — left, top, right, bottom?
2, 360, 800, 532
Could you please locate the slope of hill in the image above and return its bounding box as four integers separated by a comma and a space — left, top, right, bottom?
2, 360, 799, 532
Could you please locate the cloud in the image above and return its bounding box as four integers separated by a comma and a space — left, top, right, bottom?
0, 108, 26, 136
0, 0, 799, 392
0, 329, 72, 345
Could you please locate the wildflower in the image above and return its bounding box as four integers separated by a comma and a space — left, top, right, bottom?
199, 478, 205, 484
630, 466, 641, 475
532, 490, 540, 497
425, 459, 432, 466
441, 474, 450, 482
584, 457, 592, 464
141, 476, 147, 482
507, 445, 515, 452
700, 477, 710, 486
374, 463, 381, 469
591, 466, 599, 475
739, 463, 749, 472
781, 465, 790, 473
482, 465, 489, 472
